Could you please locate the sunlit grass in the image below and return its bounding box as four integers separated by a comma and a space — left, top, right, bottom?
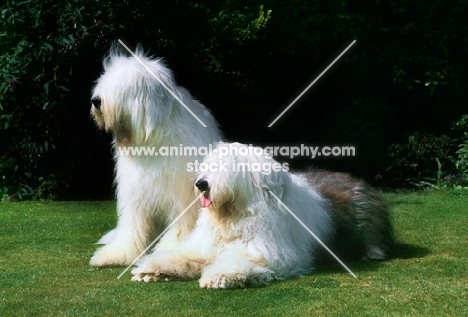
1, 190, 467, 316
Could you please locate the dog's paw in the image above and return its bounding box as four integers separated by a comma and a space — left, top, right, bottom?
131, 272, 166, 283
131, 267, 174, 283
89, 245, 136, 267
199, 274, 247, 289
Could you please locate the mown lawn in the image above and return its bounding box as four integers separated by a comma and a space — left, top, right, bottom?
1, 190, 467, 316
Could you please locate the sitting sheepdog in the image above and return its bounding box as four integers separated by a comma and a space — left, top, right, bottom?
132, 142, 394, 288
89, 43, 221, 267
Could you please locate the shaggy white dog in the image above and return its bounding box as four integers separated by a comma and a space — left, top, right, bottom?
131, 142, 394, 288
89, 44, 222, 266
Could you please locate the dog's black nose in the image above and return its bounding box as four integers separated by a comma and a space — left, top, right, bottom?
91, 97, 101, 111
195, 179, 209, 192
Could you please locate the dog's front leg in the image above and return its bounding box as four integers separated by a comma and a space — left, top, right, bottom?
89, 203, 155, 267
131, 249, 205, 282
131, 209, 216, 282
199, 241, 276, 289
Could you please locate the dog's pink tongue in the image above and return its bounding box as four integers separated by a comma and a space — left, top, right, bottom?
201, 196, 212, 208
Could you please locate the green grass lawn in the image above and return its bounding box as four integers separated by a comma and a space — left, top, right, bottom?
1, 190, 467, 316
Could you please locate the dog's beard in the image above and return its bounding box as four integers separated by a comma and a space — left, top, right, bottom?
206, 201, 237, 224
91, 106, 106, 130
112, 121, 132, 145
91, 105, 133, 145
200, 188, 252, 225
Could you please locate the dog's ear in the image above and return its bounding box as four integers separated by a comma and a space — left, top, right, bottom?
137, 59, 179, 141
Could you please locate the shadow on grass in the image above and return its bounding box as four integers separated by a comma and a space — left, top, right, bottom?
390, 242, 431, 259
315, 242, 431, 277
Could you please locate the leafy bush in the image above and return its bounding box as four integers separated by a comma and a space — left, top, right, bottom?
0, 0, 119, 199
386, 132, 457, 188
1, 0, 467, 198
0, 0, 272, 199
386, 114, 468, 189
452, 114, 468, 175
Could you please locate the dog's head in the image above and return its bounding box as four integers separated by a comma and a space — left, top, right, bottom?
195, 142, 286, 221
90, 44, 178, 145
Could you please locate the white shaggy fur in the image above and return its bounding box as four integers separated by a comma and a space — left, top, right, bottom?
89, 45, 222, 266
131, 142, 334, 287
132, 142, 394, 288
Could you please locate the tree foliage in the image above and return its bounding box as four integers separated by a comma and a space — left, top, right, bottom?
1, 0, 467, 199
0, 0, 271, 199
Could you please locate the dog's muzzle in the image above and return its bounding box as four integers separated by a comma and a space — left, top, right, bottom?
91, 97, 101, 112
196, 179, 212, 208
195, 179, 210, 192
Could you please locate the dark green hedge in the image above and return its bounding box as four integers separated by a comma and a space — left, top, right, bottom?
1, 0, 467, 199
